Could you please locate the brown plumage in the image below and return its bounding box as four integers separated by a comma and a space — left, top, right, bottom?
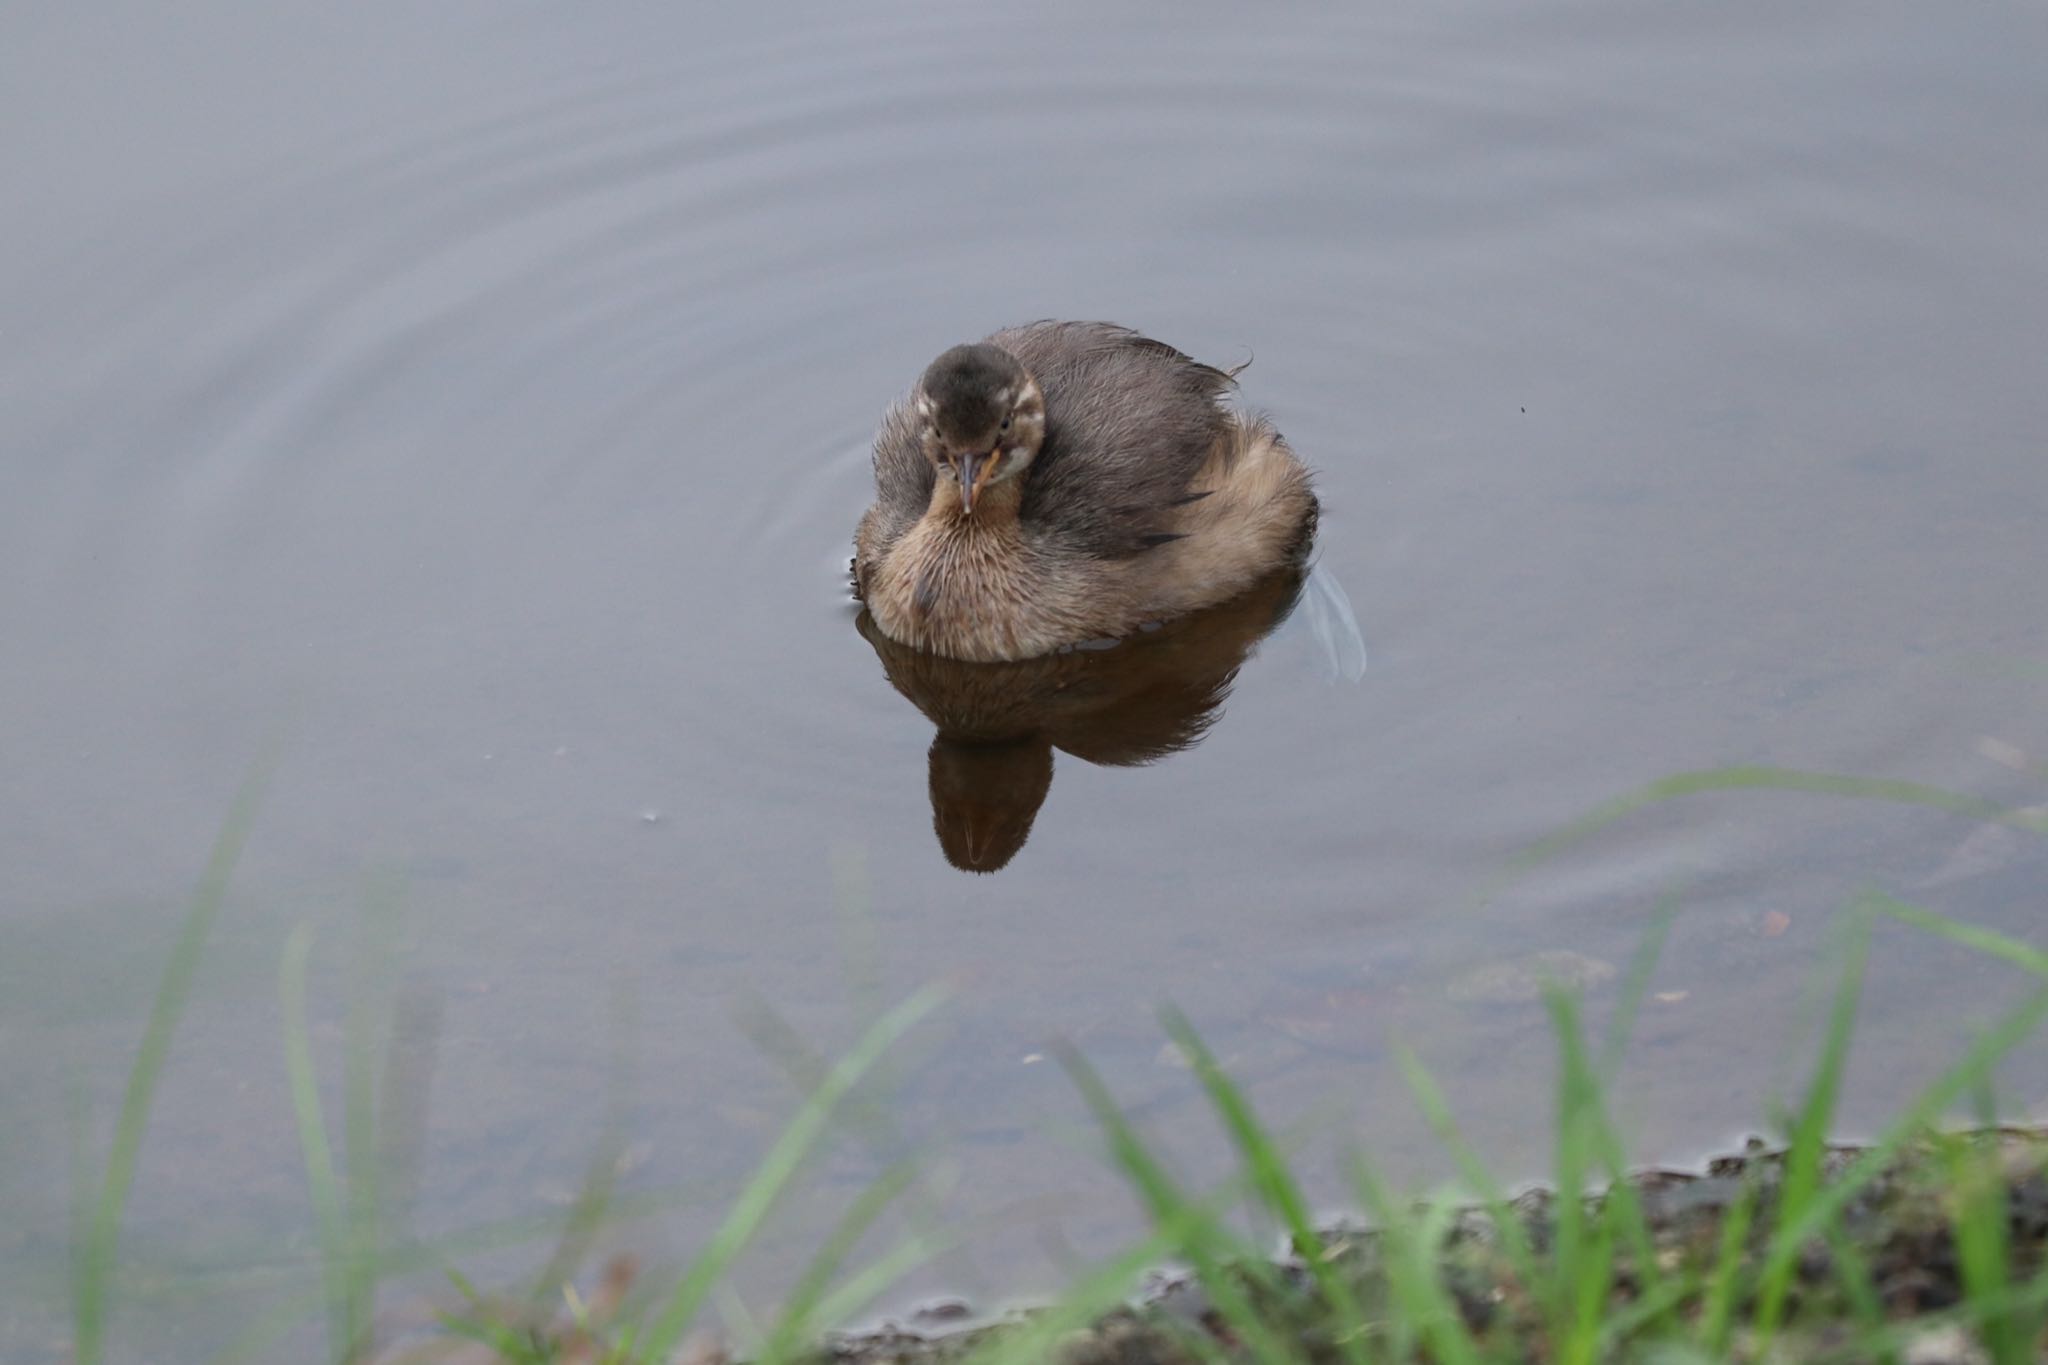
854, 321, 1318, 662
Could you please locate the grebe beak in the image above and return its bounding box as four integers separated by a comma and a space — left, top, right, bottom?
958, 447, 1000, 515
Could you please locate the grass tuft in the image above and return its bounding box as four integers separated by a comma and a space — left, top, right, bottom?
60, 752, 2048, 1364
70, 747, 277, 1365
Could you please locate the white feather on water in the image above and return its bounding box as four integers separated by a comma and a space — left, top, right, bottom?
1292, 561, 1368, 683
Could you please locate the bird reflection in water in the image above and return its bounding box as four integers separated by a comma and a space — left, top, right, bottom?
855, 562, 1310, 873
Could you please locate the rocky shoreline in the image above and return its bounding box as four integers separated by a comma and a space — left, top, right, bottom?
811, 1129, 2048, 1365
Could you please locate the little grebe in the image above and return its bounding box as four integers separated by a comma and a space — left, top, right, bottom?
854, 321, 1317, 662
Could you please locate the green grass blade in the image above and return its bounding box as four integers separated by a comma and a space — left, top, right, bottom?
1547, 1005, 1591, 1355
442, 1263, 486, 1307
803, 1224, 958, 1343
520, 1133, 625, 1327
1058, 1041, 1300, 1365
735, 994, 975, 1304
1945, 1132, 2021, 1365
526, 987, 637, 1311
340, 878, 405, 1354
1350, 1157, 1482, 1365
1868, 894, 2048, 980
1161, 1007, 1375, 1365
1696, 1158, 1762, 1356
1543, 986, 1657, 1361
280, 923, 353, 1359
756, 1160, 925, 1365
1567, 1226, 1615, 1365
1755, 986, 2048, 1321
1754, 897, 2048, 1349
1546, 985, 1664, 1315
636, 981, 948, 1360
963, 1193, 1257, 1365
1393, 1044, 1543, 1303
1751, 908, 1870, 1341
72, 751, 273, 1365
714, 1281, 764, 1356
1480, 765, 2046, 907
431, 1308, 541, 1361
1596, 1271, 1700, 1357
203, 1172, 744, 1365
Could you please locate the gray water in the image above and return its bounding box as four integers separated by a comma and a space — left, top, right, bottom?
6, 1, 2047, 1359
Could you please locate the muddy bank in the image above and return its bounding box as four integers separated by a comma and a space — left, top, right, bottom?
367, 1128, 2048, 1363
811, 1129, 2048, 1365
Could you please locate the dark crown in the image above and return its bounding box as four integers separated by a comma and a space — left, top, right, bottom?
920, 343, 1026, 438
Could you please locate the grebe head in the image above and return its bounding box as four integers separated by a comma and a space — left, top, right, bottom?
915, 343, 1046, 515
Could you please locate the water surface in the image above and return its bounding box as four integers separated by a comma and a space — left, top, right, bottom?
5, 2, 2047, 1359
